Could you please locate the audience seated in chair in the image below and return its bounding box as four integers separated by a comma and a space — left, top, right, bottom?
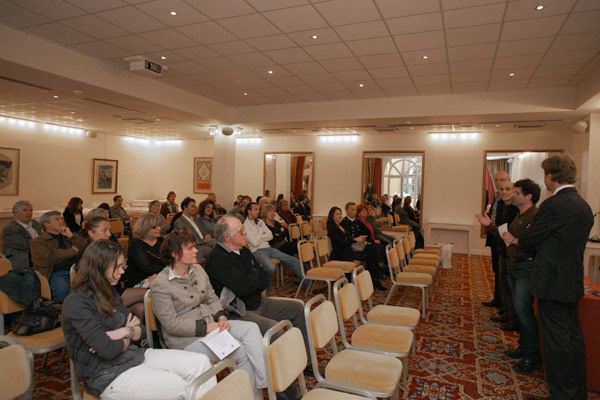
124, 214, 165, 290
206, 192, 227, 216
151, 231, 267, 400
295, 194, 311, 221
197, 199, 219, 236
277, 199, 296, 226
394, 199, 424, 249
2, 200, 43, 271
109, 195, 130, 222
147, 200, 171, 233
173, 197, 217, 261
262, 204, 296, 256
63, 197, 84, 234
160, 191, 179, 217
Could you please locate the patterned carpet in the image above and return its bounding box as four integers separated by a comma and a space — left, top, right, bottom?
29, 254, 598, 399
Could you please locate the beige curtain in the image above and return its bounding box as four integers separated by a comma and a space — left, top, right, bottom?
363, 158, 375, 192
290, 157, 298, 200
486, 159, 509, 192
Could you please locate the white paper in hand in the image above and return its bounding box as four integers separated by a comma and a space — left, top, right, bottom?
199, 329, 240, 360
498, 223, 511, 246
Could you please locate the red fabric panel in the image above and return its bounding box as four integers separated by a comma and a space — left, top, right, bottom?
581, 277, 600, 391
294, 156, 305, 199
373, 158, 382, 196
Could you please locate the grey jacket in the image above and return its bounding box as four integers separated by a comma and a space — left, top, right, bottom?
150, 265, 225, 350
2, 219, 43, 270
173, 215, 210, 245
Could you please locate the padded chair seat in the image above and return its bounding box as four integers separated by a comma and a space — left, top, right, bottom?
351, 324, 413, 354
390, 225, 409, 232
367, 305, 420, 329
270, 259, 281, 264
83, 392, 101, 400
409, 257, 439, 267
8, 328, 65, 353
412, 253, 440, 261
325, 349, 402, 394
394, 272, 432, 285
323, 261, 357, 273
117, 237, 129, 245
306, 268, 344, 280
415, 248, 440, 255
404, 265, 436, 275
304, 388, 368, 399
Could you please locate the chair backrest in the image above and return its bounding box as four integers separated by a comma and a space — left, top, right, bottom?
352, 265, 374, 303
326, 235, 333, 252
386, 244, 401, 280
69, 264, 77, 286
109, 219, 124, 235
130, 217, 139, 228
167, 213, 175, 223
395, 244, 407, 267
321, 219, 327, 231
297, 240, 314, 263
407, 232, 416, 250
187, 359, 251, 400
264, 320, 308, 399
305, 295, 338, 349
288, 224, 301, 241
0, 257, 12, 276
295, 215, 303, 224
311, 220, 322, 237
300, 222, 311, 238
314, 237, 331, 267
402, 239, 412, 260
333, 279, 359, 322
0, 338, 33, 400
144, 290, 159, 348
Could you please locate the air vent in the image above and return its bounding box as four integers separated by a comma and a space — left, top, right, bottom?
513, 122, 546, 129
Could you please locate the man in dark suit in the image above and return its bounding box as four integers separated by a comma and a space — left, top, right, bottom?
2, 200, 43, 270
173, 197, 216, 261
503, 154, 593, 400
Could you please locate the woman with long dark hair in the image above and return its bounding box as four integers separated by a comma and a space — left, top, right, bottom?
63, 197, 84, 233
197, 199, 218, 235
62, 239, 214, 399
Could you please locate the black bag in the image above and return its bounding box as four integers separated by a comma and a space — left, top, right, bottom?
12, 299, 62, 336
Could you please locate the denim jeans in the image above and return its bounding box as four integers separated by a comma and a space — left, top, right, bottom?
507, 259, 540, 361
252, 247, 303, 289
49, 270, 71, 301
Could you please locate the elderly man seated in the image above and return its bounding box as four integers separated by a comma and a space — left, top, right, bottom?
2, 200, 43, 271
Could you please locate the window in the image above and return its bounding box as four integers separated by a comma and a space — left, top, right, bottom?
383, 156, 422, 206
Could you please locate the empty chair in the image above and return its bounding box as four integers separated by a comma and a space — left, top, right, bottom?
408, 231, 442, 255
314, 237, 358, 273
395, 242, 437, 279
404, 236, 440, 263
0, 335, 34, 400
264, 320, 369, 400
311, 220, 323, 238
385, 244, 432, 318
289, 224, 301, 242
352, 266, 420, 358
271, 258, 285, 288
187, 359, 249, 400
300, 222, 311, 239
333, 278, 413, 384
295, 240, 344, 300
304, 294, 403, 399
109, 218, 129, 247
296, 215, 303, 224
400, 239, 439, 268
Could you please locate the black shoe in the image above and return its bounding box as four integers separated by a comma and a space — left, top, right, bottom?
373, 280, 387, 291
497, 308, 505, 315
504, 348, 523, 359
490, 316, 508, 323
482, 300, 502, 307
513, 358, 542, 373
501, 323, 519, 331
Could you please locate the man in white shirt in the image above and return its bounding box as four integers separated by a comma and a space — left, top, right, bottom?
243, 202, 302, 289
2, 200, 43, 270
173, 197, 216, 261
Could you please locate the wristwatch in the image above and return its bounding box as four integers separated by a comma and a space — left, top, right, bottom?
127, 326, 135, 340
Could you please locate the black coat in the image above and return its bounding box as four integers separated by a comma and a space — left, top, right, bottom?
519, 187, 593, 302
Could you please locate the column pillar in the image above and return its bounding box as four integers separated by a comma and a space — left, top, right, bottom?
212, 133, 236, 210
584, 113, 600, 236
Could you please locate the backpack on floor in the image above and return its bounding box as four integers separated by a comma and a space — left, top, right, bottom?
12, 298, 62, 336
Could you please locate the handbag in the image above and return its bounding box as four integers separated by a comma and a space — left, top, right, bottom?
12, 299, 62, 336
351, 240, 367, 252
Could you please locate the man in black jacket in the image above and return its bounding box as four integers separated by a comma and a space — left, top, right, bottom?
503, 154, 593, 400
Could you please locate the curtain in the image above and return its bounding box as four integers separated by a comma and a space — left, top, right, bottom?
363, 158, 375, 194
485, 167, 495, 206
373, 158, 382, 196
294, 156, 305, 200
290, 157, 298, 201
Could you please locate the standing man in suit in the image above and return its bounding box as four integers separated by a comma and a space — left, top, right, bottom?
503, 154, 593, 400
2, 200, 43, 270
173, 197, 216, 261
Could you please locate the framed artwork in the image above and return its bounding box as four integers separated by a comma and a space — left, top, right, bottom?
92, 158, 118, 194
0, 147, 20, 196
194, 157, 212, 193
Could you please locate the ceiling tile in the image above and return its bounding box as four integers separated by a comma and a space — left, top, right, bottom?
449, 58, 493, 73
383, 86, 417, 96
416, 83, 451, 94
501, 16, 565, 41
263, 5, 328, 33
14, 0, 86, 20
173, 45, 220, 60
281, 84, 319, 94
148, 50, 191, 63
207, 40, 256, 56
297, 92, 330, 101
387, 12, 443, 35
257, 87, 294, 96
288, 27, 341, 46
490, 68, 535, 80
176, 22, 237, 44
229, 52, 275, 67
541, 49, 599, 66
196, 56, 242, 71
61, 15, 129, 39
300, 72, 338, 84
561, 10, 600, 35
264, 48, 312, 64
359, 53, 405, 68
284, 61, 327, 74
353, 87, 386, 98
304, 42, 353, 60
441, 0, 503, 10
346, 37, 397, 56
319, 57, 364, 72
238, 78, 275, 89
218, 14, 280, 39
450, 71, 489, 82
407, 62, 449, 76
250, 65, 293, 76
0, 2, 50, 28
452, 81, 488, 93
446, 24, 501, 47
324, 90, 357, 100
534, 64, 585, 78
550, 32, 600, 51
314, 82, 347, 92
393, 30, 445, 52
443, 3, 505, 29
447, 43, 496, 61
247, 0, 309, 11
375, 0, 440, 18
63, 0, 126, 13
166, 60, 208, 75
528, 75, 572, 88
26, 22, 95, 45
135, 0, 209, 27
139, 28, 199, 49
496, 37, 553, 57
71, 41, 131, 59
185, 0, 255, 19
218, 69, 260, 81
505, 0, 576, 21
493, 54, 544, 69
402, 48, 447, 65
376, 77, 413, 87
343, 79, 378, 89
268, 76, 306, 86
368, 66, 409, 78
315, 0, 381, 25
574, 0, 600, 12
97, 6, 166, 33
245, 35, 297, 51
332, 69, 372, 81
107, 34, 164, 54
334, 20, 388, 41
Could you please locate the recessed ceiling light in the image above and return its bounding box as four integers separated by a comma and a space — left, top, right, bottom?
535, 5, 544, 10
268, 70, 273, 74
509, 73, 515, 76
496, 124, 500, 127
410, 127, 414, 130
243, 92, 248, 96
161, 56, 166, 60
311, 35, 318, 39
422, 55, 428, 59
359, 83, 364, 87
53, 95, 59, 98
170, 11, 177, 15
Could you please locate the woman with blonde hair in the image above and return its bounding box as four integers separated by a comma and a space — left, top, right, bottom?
123, 213, 164, 289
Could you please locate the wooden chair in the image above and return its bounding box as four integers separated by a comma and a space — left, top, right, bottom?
289, 224, 301, 242
395, 241, 437, 280
295, 215, 303, 224
0, 257, 12, 276
144, 290, 165, 349
109, 218, 129, 247
294, 240, 344, 301
70, 359, 101, 400
401, 238, 439, 266
333, 278, 412, 384
187, 359, 248, 400
300, 222, 311, 239
352, 266, 419, 358
304, 294, 403, 399
0, 335, 34, 400
314, 237, 357, 273
264, 320, 369, 400
271, 258, 285, 288
166, 213, 175, 223
311, 220, 323, 238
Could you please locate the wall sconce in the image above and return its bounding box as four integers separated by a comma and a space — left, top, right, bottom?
429, 132, 480, 141
236, 137, 262, 144
318, 134, 359, 143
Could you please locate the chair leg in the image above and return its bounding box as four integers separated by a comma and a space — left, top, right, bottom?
40, 352, 50, 370
326, 282, 331, 301
384, 284, 397, 305
294, 279, 305, 298
420, 287, 426, 319
402, 356, 408, 385
412, 336, 416, 359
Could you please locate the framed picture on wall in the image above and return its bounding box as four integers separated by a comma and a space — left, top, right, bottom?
0, 147, 20, 196
194, 157, 212, 193
92, 158, 118, 194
